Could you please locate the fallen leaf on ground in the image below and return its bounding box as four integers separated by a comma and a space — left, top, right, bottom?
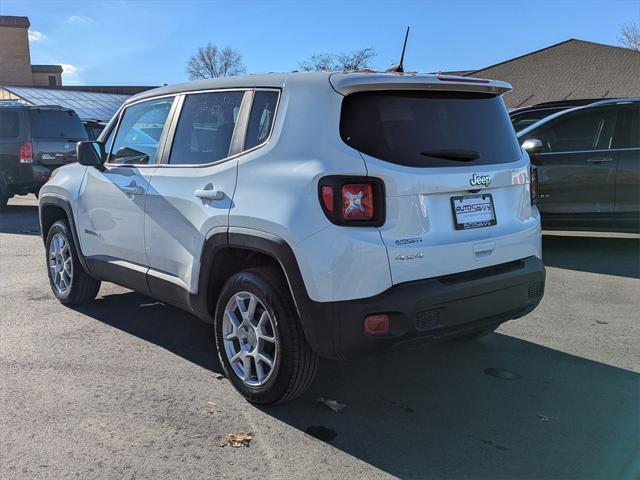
317, 397, 346, 412
207, 401, 216, 406
220, 433, 254, 448
212, 373, 225, 380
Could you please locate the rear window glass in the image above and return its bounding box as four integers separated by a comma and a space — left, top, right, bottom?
340, 91, 522, 167
28, 109, 88, 140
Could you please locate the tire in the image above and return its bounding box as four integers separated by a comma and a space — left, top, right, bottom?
214, 267, 318, 404
0, 178, 9, 209
45, 219, 101, 305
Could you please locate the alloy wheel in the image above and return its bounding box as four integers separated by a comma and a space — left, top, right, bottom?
48, 233, 73, 295
222, 291, 278, 387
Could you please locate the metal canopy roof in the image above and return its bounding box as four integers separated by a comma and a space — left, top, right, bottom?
0, 85, 129, 121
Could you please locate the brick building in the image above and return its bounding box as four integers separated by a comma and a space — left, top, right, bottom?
0, 15, 63, 86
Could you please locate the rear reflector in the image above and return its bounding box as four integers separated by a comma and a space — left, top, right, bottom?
342, 183, 374, 220
364, 314, 390, 335
19, 141, 33, 164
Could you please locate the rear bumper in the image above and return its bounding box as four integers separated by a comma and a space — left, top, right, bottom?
299, 256, 545, 359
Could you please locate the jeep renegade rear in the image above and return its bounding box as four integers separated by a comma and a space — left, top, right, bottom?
39, 72, 545, 404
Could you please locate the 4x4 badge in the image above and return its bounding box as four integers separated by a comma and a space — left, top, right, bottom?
470, 174, 491, 187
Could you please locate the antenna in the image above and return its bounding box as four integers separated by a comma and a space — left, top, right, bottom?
387, 26, 410, 73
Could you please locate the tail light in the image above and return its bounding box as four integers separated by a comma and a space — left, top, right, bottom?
19, 141, 33, 164
319, 176, 385, 226
530, 165, 538, 204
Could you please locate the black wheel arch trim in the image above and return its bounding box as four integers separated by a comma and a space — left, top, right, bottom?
38, 194, 94, 278
192, 227, 325, 352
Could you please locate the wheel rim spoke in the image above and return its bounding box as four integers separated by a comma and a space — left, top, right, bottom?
222, 291, 278, 387
48, 233, 73, 295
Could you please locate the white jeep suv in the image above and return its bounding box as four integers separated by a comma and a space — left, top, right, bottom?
39, 72, 545, 404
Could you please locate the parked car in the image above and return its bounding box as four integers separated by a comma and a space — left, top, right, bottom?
38, 72, 545, 403
519, 98, 640, 232
82, 120, 107, 140
0, 103, 88, 206
509, 98, 619, 133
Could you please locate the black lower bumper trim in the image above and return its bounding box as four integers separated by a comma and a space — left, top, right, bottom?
297, 256, 545, 359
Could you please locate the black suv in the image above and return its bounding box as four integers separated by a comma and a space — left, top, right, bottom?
519, 98, 640, 232
0, 103, 88, 206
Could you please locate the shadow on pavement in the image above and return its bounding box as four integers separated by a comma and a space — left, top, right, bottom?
0, 204, 40, 236
74, 291, 639, 479
542, 235, 640, 279
73, 291, 222, 373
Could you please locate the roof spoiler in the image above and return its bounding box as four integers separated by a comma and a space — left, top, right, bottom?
329, 73, 511, 96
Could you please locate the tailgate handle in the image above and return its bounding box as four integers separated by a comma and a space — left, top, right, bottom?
473, 241, 495, 258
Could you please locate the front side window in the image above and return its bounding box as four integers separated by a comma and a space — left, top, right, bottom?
538, 108, 617, 152
108, 97, 174, 164
244, 90, 279, 150
0, 111, 19, 138
169, 91, 245, 165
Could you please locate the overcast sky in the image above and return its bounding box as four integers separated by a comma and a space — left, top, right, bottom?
1, 0, 638, 86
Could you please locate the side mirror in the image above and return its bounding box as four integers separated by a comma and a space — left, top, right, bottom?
521, 138, 544, 154
77, 141, 106, 167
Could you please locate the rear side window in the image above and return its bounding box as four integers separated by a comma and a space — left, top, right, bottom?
0, 111, 19, 138
169, 91, 245, 165
612, 105, 640, 149
538, 108, 617, 152
340, 91, 522, 167
27, 109, 87, 140
244, 90, 279, 150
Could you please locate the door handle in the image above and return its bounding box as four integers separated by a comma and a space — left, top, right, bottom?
121, 185, 144, 195
194, 188, 224, 201
587, 157, 613, 163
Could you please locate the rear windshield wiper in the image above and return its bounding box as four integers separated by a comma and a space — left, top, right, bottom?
420, 149, 480, 161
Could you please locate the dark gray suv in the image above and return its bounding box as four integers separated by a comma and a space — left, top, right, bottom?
518, 98, 640, 232
0, 103, 88, 207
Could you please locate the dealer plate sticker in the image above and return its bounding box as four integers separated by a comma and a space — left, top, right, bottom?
450, 193, 497, 230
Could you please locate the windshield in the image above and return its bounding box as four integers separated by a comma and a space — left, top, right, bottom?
28, 109, 88, 140
340, 90, 522, 167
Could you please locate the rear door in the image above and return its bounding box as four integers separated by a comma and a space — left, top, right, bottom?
526, 106, 618, 214
144, 89, 254, 300
339, 89, 539, 285
27, 108, 88, 166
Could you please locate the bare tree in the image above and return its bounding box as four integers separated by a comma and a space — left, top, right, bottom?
299, 47, 376, 71
336, 47, 376, 71
618, 22, 640, 50
186, 43, 246, 79
299, 52, 337, 72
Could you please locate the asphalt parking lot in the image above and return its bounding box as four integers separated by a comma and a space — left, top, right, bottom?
1, 195, 639, 480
